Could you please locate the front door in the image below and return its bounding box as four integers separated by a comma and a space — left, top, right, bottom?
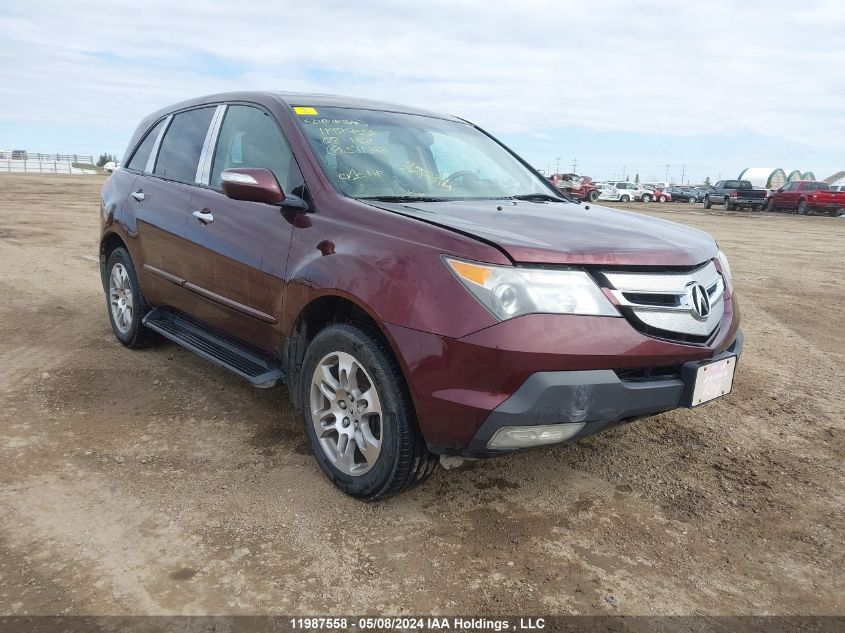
183, 104, 305, 351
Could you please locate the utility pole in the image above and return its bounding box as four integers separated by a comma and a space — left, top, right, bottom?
680, 165, 686, 185
665, 164, 670, 183
571, 157, 578, 173
555, 157, 561, 175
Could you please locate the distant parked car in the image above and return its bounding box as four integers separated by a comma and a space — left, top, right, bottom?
103, 161, 117, 173
767, 180, 845, 216
551, 173, 600, 202
666, 187, 699, 203
594, 183, 626, 201
704, 180, 767, 211
609, 182, 653, 202
11, 149, 28, 160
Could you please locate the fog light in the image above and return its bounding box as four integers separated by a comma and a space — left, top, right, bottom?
487, 423, 585, 450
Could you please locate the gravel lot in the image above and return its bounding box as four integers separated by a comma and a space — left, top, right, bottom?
0, 174, 842, 616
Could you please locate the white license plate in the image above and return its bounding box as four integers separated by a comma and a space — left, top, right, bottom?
691, 356, 736, 406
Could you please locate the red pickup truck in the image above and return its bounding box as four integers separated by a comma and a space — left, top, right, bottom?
767, 180, 845, 216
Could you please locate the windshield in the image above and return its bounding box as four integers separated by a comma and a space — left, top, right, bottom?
294, 106, 554, 200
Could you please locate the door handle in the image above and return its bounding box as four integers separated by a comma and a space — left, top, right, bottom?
192, 209, 214, 224
131, 190, 145, 202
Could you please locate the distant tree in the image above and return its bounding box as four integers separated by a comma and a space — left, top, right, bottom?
704, 175, 712, 187
634, 173, 640, 184
97, 153, 116, 167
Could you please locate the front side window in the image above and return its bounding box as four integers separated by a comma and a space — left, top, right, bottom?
211, 105, 303, 194
127, 119, 165, 172
294, 106, 551, 200
154, 107, 215, 183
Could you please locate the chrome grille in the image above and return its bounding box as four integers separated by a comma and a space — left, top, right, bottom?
603, 261, 725, 340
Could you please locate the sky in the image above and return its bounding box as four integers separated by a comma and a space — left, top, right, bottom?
1, 0, 844, 184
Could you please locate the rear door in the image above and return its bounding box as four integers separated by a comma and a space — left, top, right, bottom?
183, 103, 305, 351
128, 106, 216, 311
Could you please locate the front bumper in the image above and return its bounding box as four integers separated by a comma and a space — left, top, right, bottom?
385, 299, 741, 455
449, 331, 743, 457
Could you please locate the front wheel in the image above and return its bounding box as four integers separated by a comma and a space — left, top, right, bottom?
798, 200, 809, 215
704, 196, 712, 209
767, 198, 776, 212
302, 323, 437, 500
658, 195, 668, 203
830, 208, 842, 217
688, 196, 697, 204
641, 193, 653, 203
587, 190, 599, 202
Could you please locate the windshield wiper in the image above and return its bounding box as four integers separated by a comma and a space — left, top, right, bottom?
358, 195, 452, 203
500, 193, 566, 203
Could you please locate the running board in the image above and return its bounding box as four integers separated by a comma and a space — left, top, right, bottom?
142, 308, 284, 388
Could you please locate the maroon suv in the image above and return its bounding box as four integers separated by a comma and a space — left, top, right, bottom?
100, 92, 742, 499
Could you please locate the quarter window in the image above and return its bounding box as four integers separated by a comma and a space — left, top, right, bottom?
126, 119, 165, 172
154, 107, 215, 183
210, 105, 303, 194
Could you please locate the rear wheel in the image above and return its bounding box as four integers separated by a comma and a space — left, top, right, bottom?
302, 323, 437, 500
688, 196, 696, 204
704, 196, 712, 209
658, 195, 667, 203
724, 196, 733, 211
620, 195, 631, 202
829, 208, 842, 217
105, 247, 156, 348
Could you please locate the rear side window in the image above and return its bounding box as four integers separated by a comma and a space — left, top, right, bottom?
126, 119, 165, 172
154, 107, 215, 183
210, 105, 303, 194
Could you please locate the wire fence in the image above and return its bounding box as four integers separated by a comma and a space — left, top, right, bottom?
0, 150, 101, 175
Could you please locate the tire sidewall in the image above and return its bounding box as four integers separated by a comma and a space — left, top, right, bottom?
300, 325, 406, 497
106, 248, 145, 345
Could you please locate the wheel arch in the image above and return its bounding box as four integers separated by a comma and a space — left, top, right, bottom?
283, 292, 414, 414
99, 231, 129, 291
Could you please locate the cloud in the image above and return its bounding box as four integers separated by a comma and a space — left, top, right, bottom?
1, 0, 844, 164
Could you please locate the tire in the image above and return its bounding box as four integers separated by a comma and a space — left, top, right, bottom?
620, 195, 631, 202
105, 247, 156, 348
641, 193, 652, 203
830, 209, 842, 217
301, 323, 437, 500
724, 196, 733, 211
704, 196, 712, 209
767, 198, 776, 212
587, 190, 599, 202
659, 195, 667, 203
798, 200, 809, 215
688, 197, 696, 204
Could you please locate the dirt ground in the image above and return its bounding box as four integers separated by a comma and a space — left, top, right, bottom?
0, 174, 842, 617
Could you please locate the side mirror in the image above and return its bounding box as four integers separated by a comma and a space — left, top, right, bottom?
221, 168, 285, 205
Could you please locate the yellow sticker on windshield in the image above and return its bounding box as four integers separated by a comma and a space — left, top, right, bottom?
293, 106, 318, 115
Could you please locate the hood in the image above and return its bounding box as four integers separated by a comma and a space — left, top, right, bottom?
370, 199, 718, 267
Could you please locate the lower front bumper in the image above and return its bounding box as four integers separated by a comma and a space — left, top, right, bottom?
433, 331, 743, 458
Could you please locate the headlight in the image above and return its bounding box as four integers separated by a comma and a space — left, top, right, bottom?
717, 250, 732, 290
444, 257, 620, 321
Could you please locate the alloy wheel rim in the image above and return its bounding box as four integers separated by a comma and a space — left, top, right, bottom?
309, 351, 383, 476
109, 263, 134, 334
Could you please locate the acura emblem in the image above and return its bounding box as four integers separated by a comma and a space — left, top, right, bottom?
687, 283, 711, 320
